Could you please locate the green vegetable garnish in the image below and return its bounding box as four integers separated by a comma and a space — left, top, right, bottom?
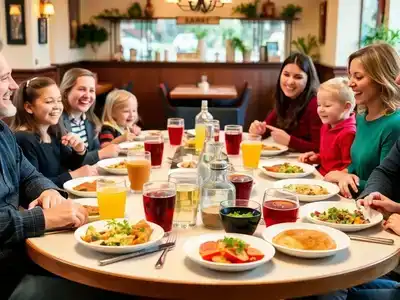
223, 237, 246, 253
106, 219, 132, 235
227, 211, 254, 218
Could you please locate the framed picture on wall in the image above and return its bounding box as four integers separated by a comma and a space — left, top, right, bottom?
38, 17, 48, 44
5, 0, 26, 45
69, 0, 80, 48
319, 1, 327, 44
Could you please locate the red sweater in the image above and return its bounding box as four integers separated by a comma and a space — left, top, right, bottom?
264, 97, 322, 152
317, 114, 356, 176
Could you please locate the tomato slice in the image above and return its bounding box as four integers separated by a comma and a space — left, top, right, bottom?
200, 241, 218, 253
224, 248, 249, 263
199, 241, 221, 261
201, 249, 221, 261
247, 247, 264, 261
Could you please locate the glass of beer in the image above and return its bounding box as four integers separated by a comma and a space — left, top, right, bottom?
97, 178, 128, 220
144, 132, 164, 168
241, 134, 262, 168
168, 171, 200, 228
224, 125, 243, 155
167, 118, 184, 146
127, 151, 151, 193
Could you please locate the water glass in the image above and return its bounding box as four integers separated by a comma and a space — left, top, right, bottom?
127, 150, 151, 192
167, 118, 184, 146
97, 178, 128, 220
224, 125, 243, 155
263, 188, 299, 227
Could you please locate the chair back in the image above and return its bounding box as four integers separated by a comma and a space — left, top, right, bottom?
159, 83, 176, 118
121, 81, 134, 93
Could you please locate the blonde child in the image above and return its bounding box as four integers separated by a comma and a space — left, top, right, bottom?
99, 89, 141, 148
299, 77, 356, 176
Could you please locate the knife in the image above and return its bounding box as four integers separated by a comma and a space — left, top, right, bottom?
98, 242, 175, 266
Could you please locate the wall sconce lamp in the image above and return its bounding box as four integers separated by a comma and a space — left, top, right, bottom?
9, 4, 22, 16
40, 0, 55, 18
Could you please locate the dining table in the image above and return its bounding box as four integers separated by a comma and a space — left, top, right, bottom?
26, 132, 400, 300
170, 85, 238, 100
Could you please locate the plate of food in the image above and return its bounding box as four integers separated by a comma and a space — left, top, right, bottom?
261, 143, 288, 156
301, 201, 383, 232
73, 198, 100, 222
119, 142, 144, 154
134, 130, 169, 141
262, 222, 350, 258
97, 158, 128, 175
183, 233, 275, 272
273, 179, 340, 202
75, 219, 165, 254
259, 161, 315, 179
177, 161, 197, 169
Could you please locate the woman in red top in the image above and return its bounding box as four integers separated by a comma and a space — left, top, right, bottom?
249, 52, 322, 152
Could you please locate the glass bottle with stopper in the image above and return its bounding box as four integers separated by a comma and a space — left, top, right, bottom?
195, 100, 213, 153
200, 160, 236, 229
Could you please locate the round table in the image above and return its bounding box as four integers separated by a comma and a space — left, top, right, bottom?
26, 137, 400, 300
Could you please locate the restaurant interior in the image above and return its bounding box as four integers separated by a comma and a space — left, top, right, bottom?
2, 0, 400, 299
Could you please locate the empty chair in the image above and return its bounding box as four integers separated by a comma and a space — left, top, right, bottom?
159, 83, 177, 119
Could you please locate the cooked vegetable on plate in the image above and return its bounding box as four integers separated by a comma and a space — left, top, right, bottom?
264, 163, 304, 173
311, 207, 370, 225
284, 184, 328, 196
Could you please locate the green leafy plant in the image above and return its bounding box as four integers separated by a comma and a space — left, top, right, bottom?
291, 34, 319, 60
77, 23, 108, 52
280, 4, 303, 19
222, 28, 236, 41
192, 28, 208, 40
231, 37, 251, 54
362, 24, 400, 47
232, 0, 260, 18
128, 2, 142, 18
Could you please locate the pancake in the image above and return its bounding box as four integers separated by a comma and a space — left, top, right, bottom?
272, 229, 336, 250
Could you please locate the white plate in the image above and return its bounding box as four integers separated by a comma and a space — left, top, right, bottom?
301, 201, 383, 232
73, 198, 100, 222
75, 218, 165, 254
177, 161, 198, 169
187, 129, 196, 136
262, 222, 350, 258
134, 130, 169, 141
259, 160, 315, 179
97, 157, 128, 175
183, 233, 275, 272
273, 179, 340, 202
63, 176, 103, 198
261, 143, 289, 156
119, 142, 144, 154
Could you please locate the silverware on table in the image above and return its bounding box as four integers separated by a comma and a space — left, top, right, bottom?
155, 232, 177, 269
348, 235, 395, 245
98, 242, 175, 266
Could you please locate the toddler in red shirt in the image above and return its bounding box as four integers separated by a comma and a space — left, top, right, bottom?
299, 77, 356, 176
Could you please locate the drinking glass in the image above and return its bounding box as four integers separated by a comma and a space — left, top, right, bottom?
168, 171, 200, 228
144, 132, 164, 168
97, 178, 128, 220
224, 125, 243, 155
167, 118, 184, 146
127, 150, 151, 192
210, 120, 220, 142
262, 188, 299, 227
228, 166, 254, 201
241, 134, 262, 169
143, 181, 176, 232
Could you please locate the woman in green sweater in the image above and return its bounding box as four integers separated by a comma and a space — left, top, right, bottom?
325, 43, 400, 198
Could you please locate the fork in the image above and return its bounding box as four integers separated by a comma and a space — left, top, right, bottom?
155, 232, 177, 269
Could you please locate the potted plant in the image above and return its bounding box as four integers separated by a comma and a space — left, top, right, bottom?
232, 0, 260, 18
231, 37, 252, 62
77, 23, 109, 58
192, 28, 208, 61
362, 24, 400, 47
280, 4, 302, 19
291, 34, 319, 61
223, 29, 236, 62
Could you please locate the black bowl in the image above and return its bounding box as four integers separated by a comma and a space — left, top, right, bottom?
219, 206, 261, 235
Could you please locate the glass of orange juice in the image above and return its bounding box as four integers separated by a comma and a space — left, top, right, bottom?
241, 134, 262, 169
97, 178, 128, 220
127, 151, 151, 193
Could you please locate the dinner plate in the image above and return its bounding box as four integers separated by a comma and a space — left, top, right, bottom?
262, 222, 350, 258
97, 157, 128, 175
119, 142, 145, 154
177, 161, 198, 169
134, 130, 169, 141
183, 233, 275, 272
273, 179, 340, 202
259, 160, 315, 179
261, 143, 289, 156
73, 198, 100, 222
301, 201, 383, 232
63, 176, 103, 198
75, 218, 165, 254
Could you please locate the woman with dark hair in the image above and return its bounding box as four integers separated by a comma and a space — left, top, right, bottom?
249, 52, 321, 152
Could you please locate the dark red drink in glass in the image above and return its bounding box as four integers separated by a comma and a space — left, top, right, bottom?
225, 132, 242, 155
143, 190, 176, 232
263, 200, 299, 227
228, 173, 253, 200
214, 134, 220, 142
168, 125, 184, 146
144, 141, 164, 168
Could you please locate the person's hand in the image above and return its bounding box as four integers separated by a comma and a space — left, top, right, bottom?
121, 130, 136, 142
383, 213, 400, 236
70, 165, 98, 178
249, 121, 266, 135
42, 200, 88, 229
98, 143, 121, 159
338, 173, 359, 198
61, 133, 86, 153
357, 192, 400, 214
299, 151, 318, 164
28, 189, 66, 209
132, 124, 141, 136
324, 170, 347, 183
265, 125, 291, 146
